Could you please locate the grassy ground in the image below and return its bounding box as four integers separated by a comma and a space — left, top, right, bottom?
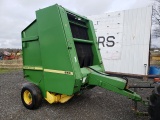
0, 68, 21, 74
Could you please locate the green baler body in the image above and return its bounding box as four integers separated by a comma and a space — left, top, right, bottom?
21, 4, 142, 102
22, 4, 103, 97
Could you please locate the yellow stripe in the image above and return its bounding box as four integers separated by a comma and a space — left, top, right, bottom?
34, 67, 43, 70
23, 66, 43, 70
23, 66, 73, 75
44, 69, 73, 75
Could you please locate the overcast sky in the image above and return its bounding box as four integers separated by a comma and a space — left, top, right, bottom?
0, 0, 153, 48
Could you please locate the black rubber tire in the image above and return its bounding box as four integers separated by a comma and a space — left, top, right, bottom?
148, 85, 160, 120
21, 83, 42, 110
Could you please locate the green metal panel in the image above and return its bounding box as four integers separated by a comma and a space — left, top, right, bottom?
36, 5, 77, 95
43, 72, 75, 95
22, 20, 38, 38
36, 5, 72, 70
23, 40, 42, 66
24, 71, 43, 84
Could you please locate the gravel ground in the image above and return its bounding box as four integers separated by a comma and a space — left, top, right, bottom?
0, 71, 152, 120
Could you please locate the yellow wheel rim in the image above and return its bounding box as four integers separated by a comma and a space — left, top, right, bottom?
23, 90, 32, 105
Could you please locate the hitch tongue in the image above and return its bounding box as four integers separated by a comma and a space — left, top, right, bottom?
87, 70, 142, 102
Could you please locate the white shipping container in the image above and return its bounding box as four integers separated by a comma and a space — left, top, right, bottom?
88, 6, 152, 75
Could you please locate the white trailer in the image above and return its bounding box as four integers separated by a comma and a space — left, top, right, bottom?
88, 6, 153, 76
